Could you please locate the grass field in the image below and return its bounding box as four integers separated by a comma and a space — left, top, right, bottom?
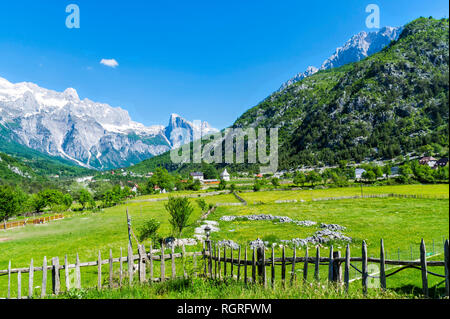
238, 184, 449, 204
0, 184, 448, 299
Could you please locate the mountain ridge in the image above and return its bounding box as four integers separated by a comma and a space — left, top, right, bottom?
0, 77, 218, 170
279, 26, 403, 91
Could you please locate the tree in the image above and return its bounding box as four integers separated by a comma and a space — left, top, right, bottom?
218, 179, 227, 190
0, 185, 22, 222
62, 194, 73, 211
191, 179, 201, 191
362, 170, 376, 182
147, 168, 175, 193
78, 189, 93, 210
230, 183, 236, 192
271, 178, 280, 187
202, 163, 218, 179
196, 199, 208, 212
253, 180, 263, 191
307, 171, 322, 186
165, 197, 193, 237
293, 172, 306, 186
137, 218, 161, 243
373, 166, 384, 179
382, 164, 391, 179
29, 193, 47, 213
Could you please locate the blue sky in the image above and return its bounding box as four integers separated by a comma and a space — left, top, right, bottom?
0, 1, 448, 129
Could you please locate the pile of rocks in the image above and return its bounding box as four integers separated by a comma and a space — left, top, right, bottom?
320, 223, 346, 231
280, 229, 352, 247
249, 238, 268, 249
217, 239, 240, 250
194, 220, 220, 240
220, 214, 316, 227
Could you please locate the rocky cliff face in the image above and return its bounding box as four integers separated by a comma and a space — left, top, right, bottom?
0, 77, 217, 170
279, 26, 403, 91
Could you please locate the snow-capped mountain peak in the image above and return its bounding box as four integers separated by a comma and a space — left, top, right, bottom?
0, 76, 217, 170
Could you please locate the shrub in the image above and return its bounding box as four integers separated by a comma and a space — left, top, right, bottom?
165, 197, 193, 237
196, 199, 208, 212
138, 218, 161, 243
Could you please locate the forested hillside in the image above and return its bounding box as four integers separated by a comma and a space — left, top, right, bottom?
130, 17, 449, 173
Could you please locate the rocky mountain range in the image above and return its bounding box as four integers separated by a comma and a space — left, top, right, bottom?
279, 26, 403, 91
0, 77, 217, 170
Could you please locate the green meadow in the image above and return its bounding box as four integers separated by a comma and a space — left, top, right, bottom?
0, 184, 448, 298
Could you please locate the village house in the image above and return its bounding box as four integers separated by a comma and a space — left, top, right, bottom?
419, 156, 437, 167
355, 168, 366, 179
220, 168, 230, 181
190, 172, 204, 181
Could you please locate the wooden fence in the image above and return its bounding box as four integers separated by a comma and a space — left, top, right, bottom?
0, 238, 448, 299
203, 238, 449, 298
0, 214, 64, 230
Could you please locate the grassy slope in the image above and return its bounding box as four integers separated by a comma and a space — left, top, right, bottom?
0, 184, 448, 298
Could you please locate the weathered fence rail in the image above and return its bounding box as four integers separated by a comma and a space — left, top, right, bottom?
0, 214, 64, 230
1, 237, 448, 299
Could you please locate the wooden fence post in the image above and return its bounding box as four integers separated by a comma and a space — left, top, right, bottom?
207, 240, 212, 279
332, 251, 342, 283
171, 245, 176, 279
97, 251, 102, 290
217, 246, 222, 280
119, 248, 123, 286
281, 245, 286, 287
420, 239, 428, 297
7, 260, 11, 299
269, 246, 274, 288
148, 244, 154, 282
160, 241, 165, 282
237, 246, 241, 281
444, 239, 449, 297
182, 244, 187, 279
64, 255, 69, 292
28, 259, 34, 298
252, 247, 257, 284
52, 257, 60, 295
262, 247, 267, 288
256, 246, 265, 286
362, 241, 368, 295
17, 271, 21, 299
223, 246, 227, 278
41, 257, 48, 297
244, 246, 248, 285
380, 239, 386, 290
126, 208, 132, 249
109, 249, 113, 288
231, 247, 234, 279
328, 246, 334, 282
290, 245, 296, 285
128, 245, 133, 286
75, 253, 81, 289
213, 243, 217, 279
314, 247, 320, 281
139, 244, 146, 283
344, 244, 350, 292
303, 247, 308, 283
